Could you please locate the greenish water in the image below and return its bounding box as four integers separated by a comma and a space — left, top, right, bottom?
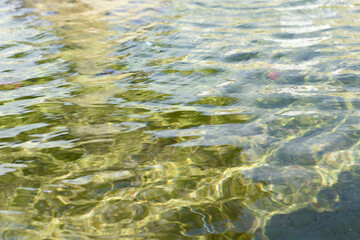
1, 0, 360, 239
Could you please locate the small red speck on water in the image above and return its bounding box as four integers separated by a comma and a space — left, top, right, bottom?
267, 72, 281, 80
0, 83, 23, 90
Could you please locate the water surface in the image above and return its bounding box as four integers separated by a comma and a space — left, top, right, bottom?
1, 0, 360, 239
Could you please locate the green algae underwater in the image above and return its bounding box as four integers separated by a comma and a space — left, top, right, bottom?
1, 0, 360, 239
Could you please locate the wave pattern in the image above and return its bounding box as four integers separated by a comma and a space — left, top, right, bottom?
1, 0, 360, 239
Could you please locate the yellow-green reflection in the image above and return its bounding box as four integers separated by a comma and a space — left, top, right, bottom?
1, 0, 360, 239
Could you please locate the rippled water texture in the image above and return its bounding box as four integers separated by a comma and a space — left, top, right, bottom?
1, 0, 360, 239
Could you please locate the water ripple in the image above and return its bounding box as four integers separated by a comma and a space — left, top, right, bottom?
0, 0, 360, 239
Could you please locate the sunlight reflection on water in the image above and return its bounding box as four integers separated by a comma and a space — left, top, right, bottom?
1, 0, 360, 239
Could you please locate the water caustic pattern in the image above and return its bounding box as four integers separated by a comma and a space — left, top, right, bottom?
1, 0, 360, 239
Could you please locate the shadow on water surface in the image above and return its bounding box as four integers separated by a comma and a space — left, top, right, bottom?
266, 166, 360, 240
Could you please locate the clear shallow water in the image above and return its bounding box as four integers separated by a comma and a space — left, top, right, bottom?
1, 0, 360, 239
